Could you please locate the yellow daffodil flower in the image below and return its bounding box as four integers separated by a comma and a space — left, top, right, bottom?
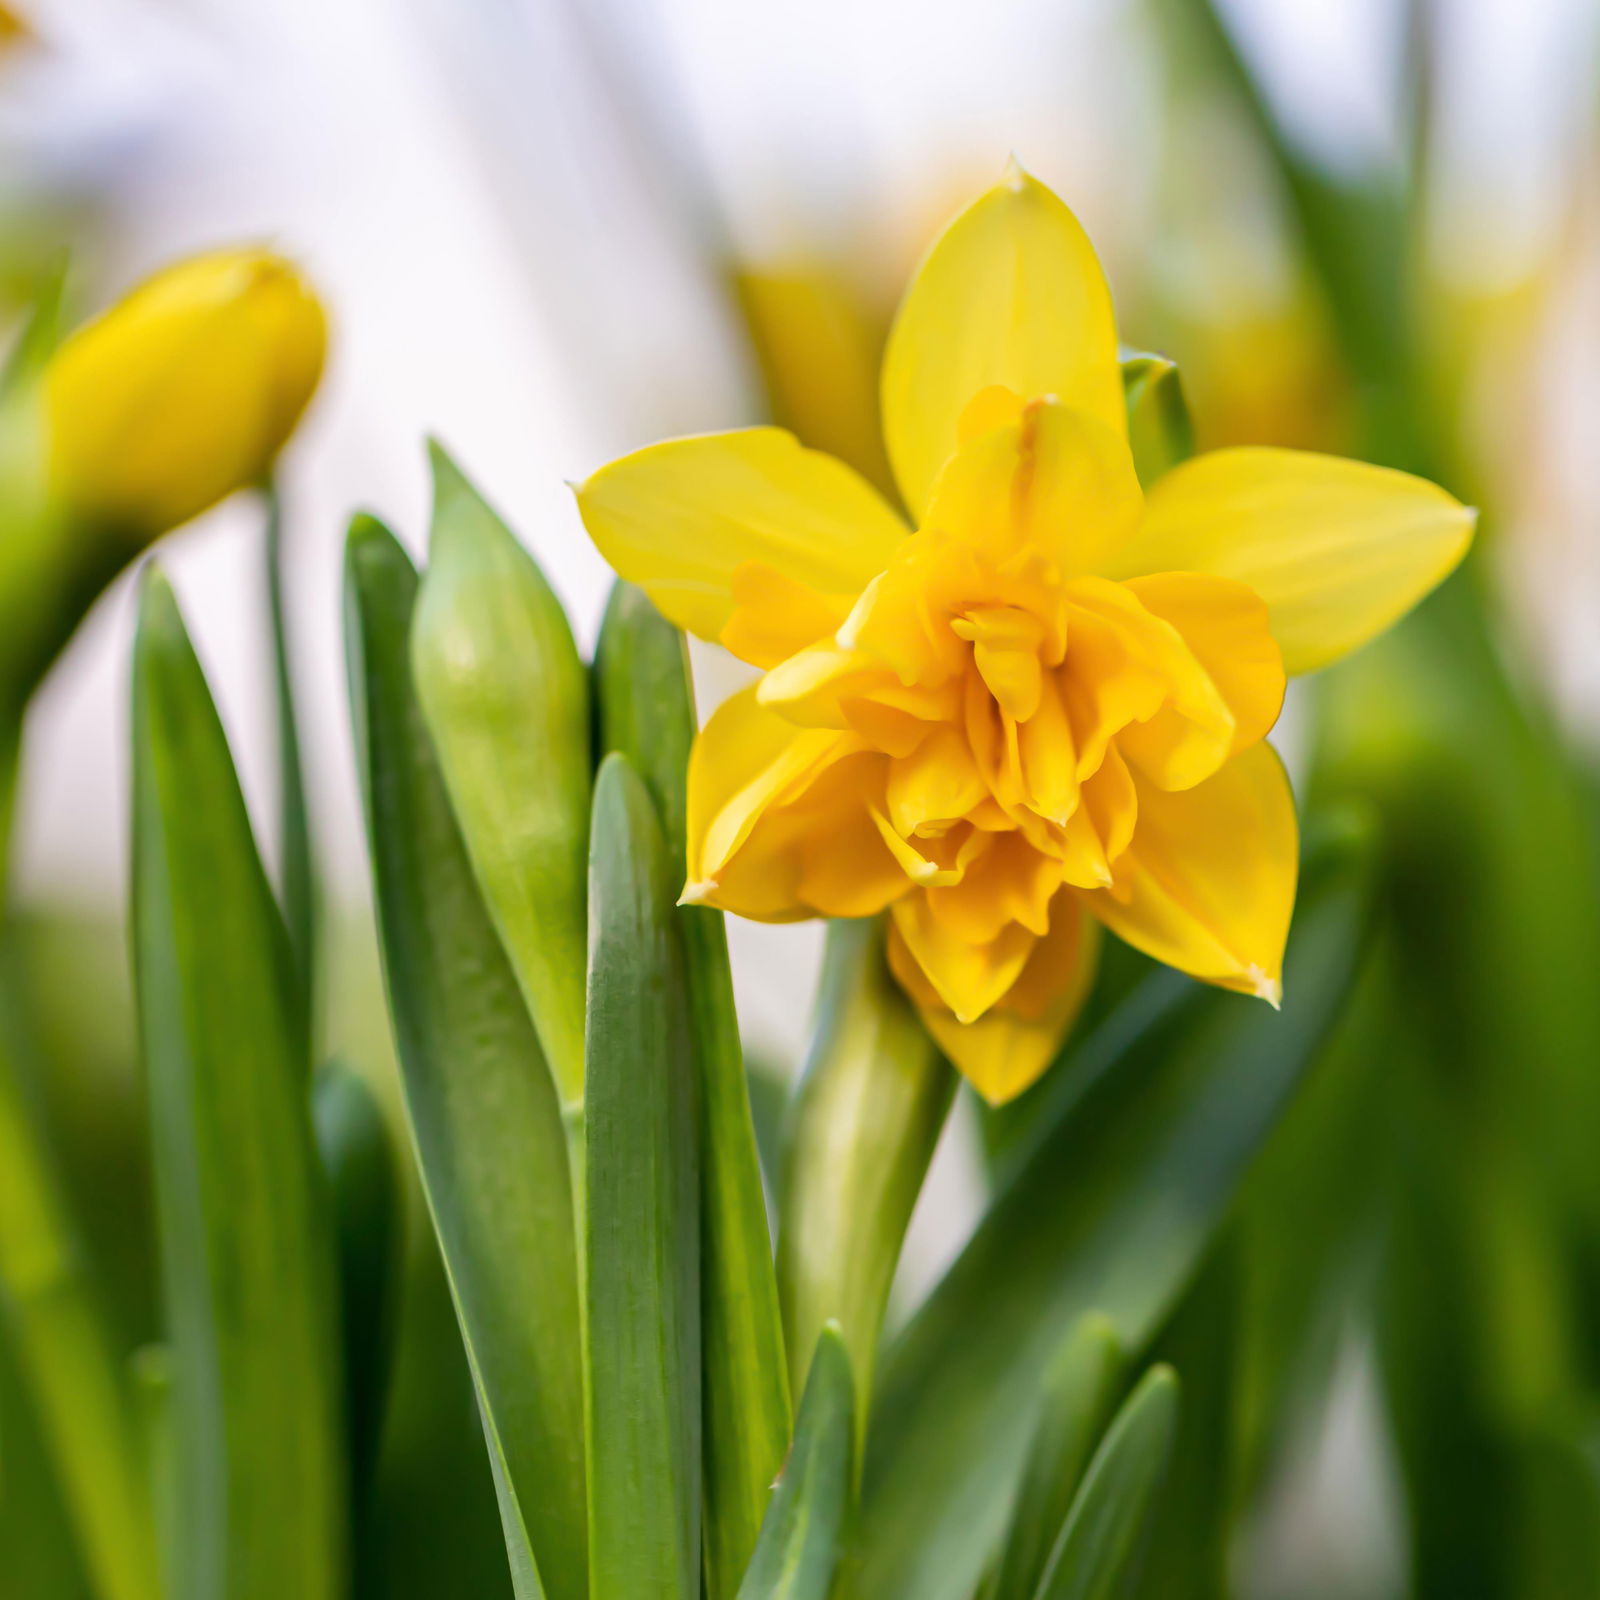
44, 249, 326, 540
577, 163, 1474, 1103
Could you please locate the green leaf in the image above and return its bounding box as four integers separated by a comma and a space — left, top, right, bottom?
1122, 1244, 1238, 1600
1034, 1367, 1181, 1600
593, 581, 790, 1598
130, 567, 345, 1600
264, 484, 315, 1051
410, 442, 591, 1108
0, 261, 69, 400
360, 1213, 517, 1600
986, 1314, 1126, 1600
312, 1060, 402, 1516
0, 1267, 107, 1600
777, 919, 953, 1428
736, 1323, 855, 1600
839, 820, 1376, 1600
0, 973, 157, 1600
1120, 354, 1195, 488
1311, 583, 1600, 1593
344, 517, 586, 1600
585, 753, 701, 1600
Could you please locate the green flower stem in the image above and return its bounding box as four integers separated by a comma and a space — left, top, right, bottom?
0, 727, 159, 1600
777, 918, 954, 1429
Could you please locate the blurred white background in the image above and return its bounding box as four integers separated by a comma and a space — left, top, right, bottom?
5, 0, 1595, 942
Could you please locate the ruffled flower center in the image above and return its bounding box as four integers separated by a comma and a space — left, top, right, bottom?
741, 526, 1281, 907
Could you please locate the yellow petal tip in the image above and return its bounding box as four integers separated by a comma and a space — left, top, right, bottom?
1248, 965, 1282, 1008
679, 880, 716, 907
1002, 152, 1029, 189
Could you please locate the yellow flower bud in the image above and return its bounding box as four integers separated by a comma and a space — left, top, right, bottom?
43, 249, 326, 538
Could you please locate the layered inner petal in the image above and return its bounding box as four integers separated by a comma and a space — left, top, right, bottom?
889, 891, 1040, 1024
1124, 573, 1285, 756
1080, 741, 1298, 1000
721, 562, 855, 668
922, 399, 1143, 574
888, 891, 1100, 1104
686, 687, 906, 922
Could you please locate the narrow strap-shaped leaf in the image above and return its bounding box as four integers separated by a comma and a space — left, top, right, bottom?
312, 1060, 402, 1516
586, 752, 701, 1600
736, 1323, 855, 1600
0, 260, 68, 399
778, 918, 953, 1427
344, 517, 586, 1600
1122, 1242, 1238, 1600
594, 581, 790, 1597
264, 483, 315, 1053
411, 443, 591, 1109
840, 820, 1376, 1600
1033, 1367, 1181, 1600
986, 1314, 1126, 1600
131, 567, 345, 1600
0, 1037, 157, 1600
0, 1304, 105, 1599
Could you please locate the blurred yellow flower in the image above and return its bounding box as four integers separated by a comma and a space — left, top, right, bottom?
578, 163, 1474, 1102
0, 3, 29, 49
45, 249, 326, 539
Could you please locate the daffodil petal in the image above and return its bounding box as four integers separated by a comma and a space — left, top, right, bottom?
722, 561, 854, 668
1114, 448, 1476, 673
888, 894, 1100, 1103
886, 727, 988, 836
1082, 742, 1297, 1000
881, 164, 1125, 520
713, 762, 908, 922
575, 427, 909, 642
687, 687, 881, 918
890, 891, 1039, 1024
1066, 578, 1236, 791
869, 810, 966, 887
1081, 746, 1137, 868
756, 641, 874, 728
1124, 573, 1285, 754
790, 765, 917, 917
924, 401, 1143, 573
923, 829, 1062, 944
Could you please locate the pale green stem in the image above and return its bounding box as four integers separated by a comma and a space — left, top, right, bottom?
777, 919, 955, 1434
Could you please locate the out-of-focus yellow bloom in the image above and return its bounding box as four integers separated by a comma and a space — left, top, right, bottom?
0, 3, 29, 49
578, 163, 1474, 1102
733, 261, 895, 497
44, 249, 326, 539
